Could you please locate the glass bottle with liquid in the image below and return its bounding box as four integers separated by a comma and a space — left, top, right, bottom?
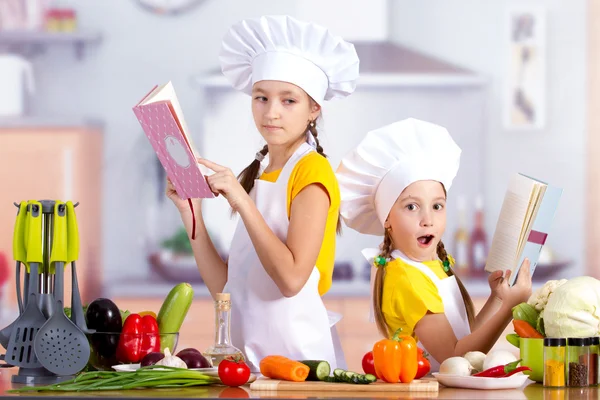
468, 195, 488, 274
453, 195, 470, 274
202, 293, 245, 367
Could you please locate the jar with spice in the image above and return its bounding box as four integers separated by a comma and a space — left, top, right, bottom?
567, 337, 590, 387
544, 337, 566, 387
590, 337, 599, 386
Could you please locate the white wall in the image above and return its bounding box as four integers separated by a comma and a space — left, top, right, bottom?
30, 0, 297, 286
390, 0, 587, 276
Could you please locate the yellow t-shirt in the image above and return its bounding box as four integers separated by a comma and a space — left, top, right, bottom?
259, 152, 340, 296
381, 256, 454, 340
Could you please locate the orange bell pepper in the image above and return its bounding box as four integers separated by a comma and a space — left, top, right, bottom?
373, 328, 419, 383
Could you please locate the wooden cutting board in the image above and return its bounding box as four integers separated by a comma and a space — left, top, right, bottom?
249, 377, 438, 392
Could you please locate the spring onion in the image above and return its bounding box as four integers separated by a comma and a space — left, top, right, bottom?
8, 365, 220, 392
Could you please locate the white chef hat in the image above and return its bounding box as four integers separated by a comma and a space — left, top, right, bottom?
337, 118, 462, 236
219, 15, 360, 105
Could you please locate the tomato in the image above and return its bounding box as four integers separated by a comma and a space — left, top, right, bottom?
218, 357, 251, 387
415, 348, 431, 379
361, 351, 377, 376
219, 387, 249, 398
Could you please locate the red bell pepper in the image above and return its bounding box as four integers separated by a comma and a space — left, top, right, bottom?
116, 314, 160, 363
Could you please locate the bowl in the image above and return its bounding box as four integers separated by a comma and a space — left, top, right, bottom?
85, 332, 179, 371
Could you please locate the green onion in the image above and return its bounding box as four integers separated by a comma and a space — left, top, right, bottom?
8, 365, 220, 392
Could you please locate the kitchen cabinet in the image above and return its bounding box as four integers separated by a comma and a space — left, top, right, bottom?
112, 295, 516, 374
0, 125, 103, 319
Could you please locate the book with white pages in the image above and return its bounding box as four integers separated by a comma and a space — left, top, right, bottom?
484, 173, 563, 285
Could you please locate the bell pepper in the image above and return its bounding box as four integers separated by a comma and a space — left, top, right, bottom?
373, 328, 418, 383
116, 314, 160, 363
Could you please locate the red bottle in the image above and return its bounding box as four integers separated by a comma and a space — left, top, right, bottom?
468, 195, 488, 274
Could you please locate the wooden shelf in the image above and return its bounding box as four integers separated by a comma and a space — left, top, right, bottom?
0, 116, 103, 129
0, 30, 102, 60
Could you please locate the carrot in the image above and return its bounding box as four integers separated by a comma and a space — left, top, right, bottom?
259, 355, 310, 382
513, 319, 543, 339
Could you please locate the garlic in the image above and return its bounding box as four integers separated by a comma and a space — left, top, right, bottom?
482, 350, 518, 371
463, 351, 486, 372
155, 348, 187, 369
439, 357, 473, 376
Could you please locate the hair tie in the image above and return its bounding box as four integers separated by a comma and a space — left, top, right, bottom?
255, 151, 265, 162
442, 259, 450, 272
374, 256, 388, 268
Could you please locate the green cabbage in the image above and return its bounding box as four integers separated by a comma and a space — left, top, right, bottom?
543, 276, 600, 338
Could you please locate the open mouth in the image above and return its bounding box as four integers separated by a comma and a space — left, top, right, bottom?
417, 235, 435, 246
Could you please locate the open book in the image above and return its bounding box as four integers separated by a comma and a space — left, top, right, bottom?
132, 81, 215, 200
484, 173, 562, 285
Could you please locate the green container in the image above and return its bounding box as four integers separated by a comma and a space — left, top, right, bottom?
510, 336, 544, 382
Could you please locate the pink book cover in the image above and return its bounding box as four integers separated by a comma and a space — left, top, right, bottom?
132, 84, 215, 200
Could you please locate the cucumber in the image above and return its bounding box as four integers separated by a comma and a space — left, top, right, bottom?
157, 282, 194, 351
364, 374, 377, 383
333, 368, 345, 380
300, 360, 331, 381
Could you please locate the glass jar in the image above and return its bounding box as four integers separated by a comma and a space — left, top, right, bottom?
590, 337, 599, 386
202, 293, 245, 367
567, 337, 590, 387
544, 337, 566, 387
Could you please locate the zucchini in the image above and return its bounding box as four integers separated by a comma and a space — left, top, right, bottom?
157, 282, 194, 351
300, 360, 331, 381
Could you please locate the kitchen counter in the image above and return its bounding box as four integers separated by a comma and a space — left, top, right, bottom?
0, 370, 595, 400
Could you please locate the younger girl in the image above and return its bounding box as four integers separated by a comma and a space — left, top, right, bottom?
336, 118, 532, 370
166, 15, 359, 372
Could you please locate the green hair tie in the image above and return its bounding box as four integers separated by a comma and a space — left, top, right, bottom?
374, 256, 388, 268
442, 259, 450, 272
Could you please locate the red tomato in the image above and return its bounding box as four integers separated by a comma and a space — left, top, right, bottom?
218, 357, 251, 387
362, 351, 377, 376
415, 348, 431, 379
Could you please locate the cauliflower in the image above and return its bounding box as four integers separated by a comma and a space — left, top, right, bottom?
527, 279, 568, 312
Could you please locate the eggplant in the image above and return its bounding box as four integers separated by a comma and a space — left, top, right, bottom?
86, 298, 122, 333
176, 350, 211, 369
141, 352, 165, 367
176, 348, 202, 356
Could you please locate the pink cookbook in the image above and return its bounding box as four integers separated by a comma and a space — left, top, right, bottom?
132, 81, 215, 200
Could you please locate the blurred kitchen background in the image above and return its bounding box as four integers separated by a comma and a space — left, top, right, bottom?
0, 0, 595, 371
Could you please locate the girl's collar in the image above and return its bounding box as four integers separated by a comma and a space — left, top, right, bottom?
390, 249, 449, 272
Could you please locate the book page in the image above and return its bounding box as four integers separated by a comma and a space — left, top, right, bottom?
485, 174, 540, 273
141, 82, 199, 159
516, 183, 546, 257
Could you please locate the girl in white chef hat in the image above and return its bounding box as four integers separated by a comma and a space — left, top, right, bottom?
336, 118, 532, 371
166, 15, 359, 372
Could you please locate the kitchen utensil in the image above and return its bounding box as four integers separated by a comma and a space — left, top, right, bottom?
4, 201, 46, 368
13, 201, 27, 314
65, 201, 92, 333
249, 378, 438, 393
0, 202, 29, 349
34, 202, 90, 376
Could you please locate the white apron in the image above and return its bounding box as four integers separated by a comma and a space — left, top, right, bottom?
224, 142, 346, 373
390, 250, 470, 372
363, 248, 470, 372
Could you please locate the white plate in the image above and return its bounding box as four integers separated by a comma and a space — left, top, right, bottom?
432, 372, 530, 390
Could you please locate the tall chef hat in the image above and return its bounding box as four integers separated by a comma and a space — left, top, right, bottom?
219, 15, 360, 105
337, 118, 462, 236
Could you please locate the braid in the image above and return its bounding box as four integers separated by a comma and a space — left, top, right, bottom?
373, 229, 394, 338
437, 240, 476, 329
307, 120, 342, 234
308, 122, 326, 157
237, 144, 269, 195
